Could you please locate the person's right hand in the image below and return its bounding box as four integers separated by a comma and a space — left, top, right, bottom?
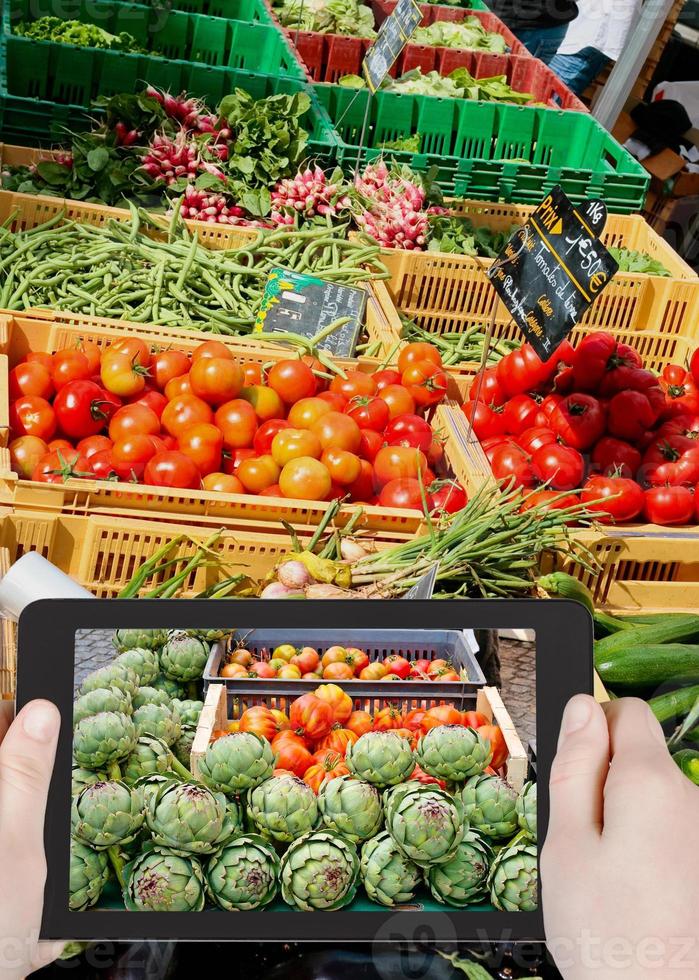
0, 700, 64, 980
542, 695, 699, 979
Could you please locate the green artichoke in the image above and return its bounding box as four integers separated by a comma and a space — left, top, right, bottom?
171, 699, 203, 728
384, 784, 465, 867
460, 774, 518, 839
173, 726, 197, 770
186, 628, 232, 643
143, 778, 236, 855
132, 686, 172, 710
318, 774, 383, 843
124, 845, 206, 911
122, 735, 187, 785
69, 840, 110, 911
113, 628, 167, 652
415, 725, 492, 782
150, 675, 187, 700
72, 765, 105, 796
427, 830, 493, 906
346, 731, 415, 787
73, 711, 137, 770
280, 830, 359, 911
516, 781, 537, 840
360, 831, 422, 906
488, 833, 538, 912
160, 632, 209, 683
132, 703, 181, 746
197, 732, 275, 795
114, 647, 159, 686
71, 780, 144, 850
206, 834, 280, 910
79, 663, 139, 700
73, 687, 132, 726
247, 774, 318, 843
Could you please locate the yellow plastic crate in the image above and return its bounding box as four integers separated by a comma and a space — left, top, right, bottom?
381, 199, 699, 377
441, 403, 699, 614
0, 311, 461, 534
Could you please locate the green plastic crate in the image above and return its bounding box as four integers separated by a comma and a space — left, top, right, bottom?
112, 0, 273, 21
314, 84, 649, 213
4, 0, 305, 82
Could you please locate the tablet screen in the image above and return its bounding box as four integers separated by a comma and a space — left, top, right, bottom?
70, 625, 538, 917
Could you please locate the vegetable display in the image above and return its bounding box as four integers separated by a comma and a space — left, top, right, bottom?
69, 627, 536, 912
15, 17, 150, 53
465, 332, 699, 526
273, 0, 377, 35
341, 68, 535, 106
413, 19, 509, 52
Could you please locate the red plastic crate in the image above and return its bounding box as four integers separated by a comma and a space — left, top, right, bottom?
292, 32, 586, 111
370, 0, 528, 56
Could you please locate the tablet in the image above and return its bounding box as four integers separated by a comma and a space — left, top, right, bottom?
17, 598, 593, 943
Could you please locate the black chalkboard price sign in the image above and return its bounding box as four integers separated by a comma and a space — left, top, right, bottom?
487, 186, 619, 359
363, 0, 423, 91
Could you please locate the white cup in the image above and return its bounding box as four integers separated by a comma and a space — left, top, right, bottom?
0, 552, 94, 621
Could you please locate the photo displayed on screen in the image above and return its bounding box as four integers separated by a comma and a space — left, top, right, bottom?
70, 627, 537, 914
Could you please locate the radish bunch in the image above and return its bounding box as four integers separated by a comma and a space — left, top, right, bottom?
145, 86, 227, 138
176, 185, 247, 224
270, 166, 352, 225
141, 131, 226, 186
353, 162, 429, 250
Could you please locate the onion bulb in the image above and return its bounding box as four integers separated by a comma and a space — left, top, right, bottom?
277, 560, 312, 590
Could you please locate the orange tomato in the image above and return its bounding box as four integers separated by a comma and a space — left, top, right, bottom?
270, 708, 290, 733
274, 737, 314, 777
359, 662, 387, 681
420, 705, 463, 733
392, 727, 418, 750
189, 356, 244, 405
161, 395, 213, 439
397, 342, 442, 373
202, 472, 244, 494
321, 448, 361, 486
345, 648, 370, 675
379, 384, 416, 419
311, 412, 361, 454
478, 725, 507, 769
322, 662, 354, 681
178, 422, 223, 476
372, 705, 405, 731
237, 455, 281, 493
316, 727, 358, 756
321, 646, 349, 669
191, 340, 233, 363
273, 730, 310, 751
241, 384, 285, 421
152, 350, 190, 390
267, 359, 317, 403
108, 404, 160, 443
220, 663, 247, 678
279, 457, 331, 501
289, 693, 333, 742
346, 710, 373, 738
314, 683, 353, 724
287, 397, 332, 429
373, 445, 427, 486
303, 750, 349, 794
164, 374, 193, 400
215, 399, 258, 449
101, 351, 148, 398
329, 370, 376, 400
271, 428, 322, 466
404, 709, 426, 733
461, 711, 490, 729
238, 705, 278, 742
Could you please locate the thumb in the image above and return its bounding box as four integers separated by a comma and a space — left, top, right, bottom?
546, 694, 610, 842
0, 700, 60, 849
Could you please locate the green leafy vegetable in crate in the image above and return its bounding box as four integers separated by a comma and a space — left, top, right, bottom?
379, 133, 422, 152
273, 0, 377, 36
427, 214, 520, 256
608, 247, 671, 277
15, 16, 150, 53
413, 18, 509, 52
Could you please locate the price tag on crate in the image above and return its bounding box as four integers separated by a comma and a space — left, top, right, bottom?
254, 268, 367, 357
487, 186, 619, 360
363, 0, 422, 91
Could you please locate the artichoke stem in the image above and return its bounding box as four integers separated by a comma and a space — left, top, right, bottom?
107, 846, 125, 890
107, 762, 121, 781
169, 753, 194, 782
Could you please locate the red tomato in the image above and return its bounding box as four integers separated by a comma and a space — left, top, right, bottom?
311, 412, 361, 454
223, 447, 256, 474
550, 393, 606, 450
108, 403, 160, 443
490, 444, 536, 489
152, 350, 190, 390
607, 389, 659, 443
660, 373, 699, 419
397, 343, 442, 373
10, 396, 56, 441
189, 357, 244, 406
213, 399, 258, 450
279, 457, 331, 501
191, 340, 232, 363
496, 344, 550, 397
321, 449, 361, 486
358, 429, 384, 462
663, 363, 687, 385
517, 426, 557, 455
536, 393, 563, 425
267, 360, 317, 403
502, 394, 540, 435
237, 456, 281, 493
253, 419, 292, 456
378, 478, 425, 510
346, 459, 375, 501
691, 348, 699, 386
76, 435, 113, 459
178, 423, 224, 476
345, 396, 390, 432
427, 437, 444, 467
429, 480, 467, 514
468, 367, 506, 407
317, 391, 347, 411
330, 370, 376, 401
378, 385, 415, 419
111, 434, 159, 481
240, 385, 285, 422
143, 451, 201, 489
401, 360, 448, 408
462, 400, 506, 440
581, 476, 644, 523
161, 395, 213, 440
373, 369, 402, 391
128, 389, 168, 420
53, 380, 121, 439
52, 350, 91, 391
644, 485, 694, 525
570, 332, 617, 390
164, 374, 193, 400
531, 444, 584, 491
384, 414, 433, 451
259, 483, 282, 497
9, 435, 48, 479
373, 445, 427, 486
100, 351, 148, 398
644, 447, 699, 487
202, 472, 244, 494
590, 437, 641, 479
520, 489, 579, 513
32, 448, 91, 484
108, 338, 151, 369
302, 355, 327, 391
47, 438, 73, 453
74, 341, 101, 375
86, 448, 117, 481
243, 364, 262, 386
27, 352, 53, 372
9, 362, 54, 401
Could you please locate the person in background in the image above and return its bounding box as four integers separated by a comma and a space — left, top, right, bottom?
548, 0, 640, 96
489, 0, 579, 64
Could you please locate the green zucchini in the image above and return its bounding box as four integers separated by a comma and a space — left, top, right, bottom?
537, 572, 594, 615
647, 684, 699, 724
593, 611, 629, 636
595, 645, 699, 688
594, 615, 699, 659
617, 613, 694, 626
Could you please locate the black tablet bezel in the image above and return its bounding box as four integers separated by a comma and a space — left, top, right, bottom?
17, 597, 592, 943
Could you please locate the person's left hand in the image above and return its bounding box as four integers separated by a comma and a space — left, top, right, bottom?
0, 699, 64, 980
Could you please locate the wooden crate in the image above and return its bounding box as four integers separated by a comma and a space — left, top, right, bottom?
442, 404, 699, 614
192, 676, 528, 790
